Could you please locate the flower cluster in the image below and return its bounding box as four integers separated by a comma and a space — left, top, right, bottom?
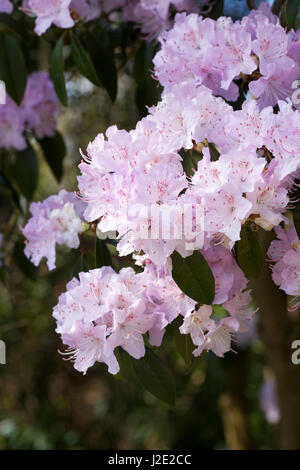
78, 81, 298, 265
19, 0, 199, 37
22, 190, 86, 270
20, 3, 300, 375
122, 0, 197, 39
53, 254, 255, 374
53, 264, 195, 374
268, 220, 300, 304
0, 72, 59, 151
154, 3, 300, 108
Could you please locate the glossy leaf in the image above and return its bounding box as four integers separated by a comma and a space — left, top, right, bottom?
131, 347, 176, 405
173, 317, 194, 367
70, 34, 101, 87
95, 238, 113, 268
0, 31, 27, 104
13, 144, 38, 200
114, 348, 135, 382
85, 23, 118, 102
50, 37, 68, 106
39, 132, 66, 182
0, 170, 21, 211
70, 254, 90, 280
236, 225, 264, 279
133, 42, 162, 117
14, 239, 38, 280
285, 0, 300, 31
171, 250, 215, 305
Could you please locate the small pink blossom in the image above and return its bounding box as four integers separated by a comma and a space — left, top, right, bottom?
0, 96, 26, 151
21, 71, 59, 139
23, 0, 74, 35
0, 0, 13, 13
22, 190, 85, 270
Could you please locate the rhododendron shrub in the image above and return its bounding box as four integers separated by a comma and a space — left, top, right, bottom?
2, 0, 300, 425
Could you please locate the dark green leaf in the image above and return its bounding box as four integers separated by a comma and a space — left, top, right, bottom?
95, 238, 113, 268
236, 225, 263, 279
179, 148, 201, 178
133, 42, 162, 117
85, 22, 118, 102
0, 170, 21, 211
171, 250, 215, 304
14, 239, 38, 280
285, 0, 300, 30
13, 144, 38, 200
39, 132, 66, 182
130, 347, 176, 405
70, 254, 90, 280
173, 316, 194, 367
70, 33, 101, 87
50, 37, 68, 106
114, 348, 135, 382
0, 31, 27, 104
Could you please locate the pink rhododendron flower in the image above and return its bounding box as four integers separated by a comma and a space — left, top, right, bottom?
249, 58, 300, 110
202, 241, 248, 305
53, 265, 196, 374
251, 17, 288, 69
260, 376, 280, 424
0, 0, 13, 13
0, 96, 26, 151
179, 305, 240, 358
22, 190, 85, 270
21, 71, 59, 139
70, 0, 101, 22
268, 220, 300, 297
123, 0, 196, 39
154, 13, 256, 99
23, 0, 74, 35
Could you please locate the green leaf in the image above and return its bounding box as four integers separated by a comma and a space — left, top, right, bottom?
0, 31, 27, 104
133, 42, 162, 117
39, 132, 66, 182
179, 148, 202, 178
130, 347, 176, 405
236, 225, 264, 279
114, 348, 135, 382
212, 304, 230, 319
50, 37, 68, 106
70, 33, 101, 87
171, 250, 215, 304
70, 254, 90, 280
14, 239, 38, 280
173, 317, 194, 367
95, 238, 113, 268
0, 170, 21, 211
13, 144, 38, 200
285, 0, 300, 30
85, 22, 118, 102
